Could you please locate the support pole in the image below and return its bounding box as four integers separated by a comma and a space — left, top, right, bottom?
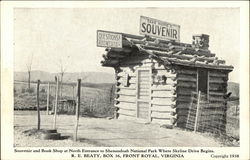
74, 79, 81, 141
72, 85, 75, 99
52, 85, 56, 114
37, 80, 41, 130
46, 82, 50, 115
194, 91, 201, 132
53, 76, 59, 129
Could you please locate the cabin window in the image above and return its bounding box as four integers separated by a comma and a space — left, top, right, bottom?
197, 69, 208, 94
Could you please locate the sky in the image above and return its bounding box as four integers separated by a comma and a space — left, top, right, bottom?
14, 8, 240, 82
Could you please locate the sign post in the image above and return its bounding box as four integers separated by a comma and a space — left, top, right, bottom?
37, 80, 41, 130
97, 30, 122, 48
139, 16, 180, 42
53, 76, 59, 129
46, 82, 50, 115
74, 79, 81, 141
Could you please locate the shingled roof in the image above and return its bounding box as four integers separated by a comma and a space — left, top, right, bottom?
101, 33, 234, 71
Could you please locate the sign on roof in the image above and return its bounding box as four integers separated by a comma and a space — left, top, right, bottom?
97, 30, 122, 48
140, 16, 180, 42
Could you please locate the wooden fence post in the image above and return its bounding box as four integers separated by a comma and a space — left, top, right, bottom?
74, 79, 81, 141
72, 85, 75, 99
37, 80, 41, 130
52, 85, 56, 114
46, 82, 50, 115
194, 91, 201, 132
53, 76, 59, 129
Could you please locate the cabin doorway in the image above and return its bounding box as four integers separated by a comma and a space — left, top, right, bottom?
197, 69, 208, 94
136, 68, 151, 121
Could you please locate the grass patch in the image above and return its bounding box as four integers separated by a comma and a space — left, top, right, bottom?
14, 82, 115, 117
203, 132, 239, 147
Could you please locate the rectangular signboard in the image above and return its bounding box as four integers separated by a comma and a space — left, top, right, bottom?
97, 30, 122, 48
139, 16, 180, 42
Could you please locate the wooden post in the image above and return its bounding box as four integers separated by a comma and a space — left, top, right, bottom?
194, 91, 201, 132
60, 76, 63, 98
46, 83, 50, 115
52, 86, 55, 113
37, 80, 41, 130
207, 70, 210, 100
58, 77, 61, 102
72, 85, 75, 99
148, 66, 152, 123
53, 76, 59, 129
136, 69, 139, 118
28, 71, 31, 89
51, 85, 56, 114
74, 79, 81, 141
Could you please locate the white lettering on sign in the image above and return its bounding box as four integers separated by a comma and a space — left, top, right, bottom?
140, 16, 180, 42
97, 30, 122, 48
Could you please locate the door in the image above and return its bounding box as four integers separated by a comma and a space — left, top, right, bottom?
136, 68, 151, 121
197, 69, 208, 94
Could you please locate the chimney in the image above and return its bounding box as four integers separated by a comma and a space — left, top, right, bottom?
192, 34, 209, 50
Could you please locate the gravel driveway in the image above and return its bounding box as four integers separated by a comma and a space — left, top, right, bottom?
14, 111, 224, 147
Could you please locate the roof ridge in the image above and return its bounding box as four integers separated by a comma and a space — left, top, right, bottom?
101, 34, 233, 71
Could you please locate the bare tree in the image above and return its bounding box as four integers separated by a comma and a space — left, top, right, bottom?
59, 58, 67, 99
26, 53, 34, 89
64, 71, 88, 100
57, 57, 70, 100
78, 71, 88, 81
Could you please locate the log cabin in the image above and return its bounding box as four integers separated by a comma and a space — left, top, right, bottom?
100, 33, 233, 133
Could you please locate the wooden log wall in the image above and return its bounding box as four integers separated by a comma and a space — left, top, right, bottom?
114, 55, 229, 133
151, 67, 177, 126
205, 69, 229, 133
175, 67, 198, 128
114, 56, 153, 120
115, 64, 137, 119
114, 57, 177, 126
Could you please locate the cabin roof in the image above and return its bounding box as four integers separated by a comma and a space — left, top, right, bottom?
101, 33, 234, 71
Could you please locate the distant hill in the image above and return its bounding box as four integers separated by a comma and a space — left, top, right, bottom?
14, 70, 115, 84
227, 82, 239, 98
14, 71, 239, 97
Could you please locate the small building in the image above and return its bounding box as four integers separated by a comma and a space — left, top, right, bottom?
100, 33, 233, 133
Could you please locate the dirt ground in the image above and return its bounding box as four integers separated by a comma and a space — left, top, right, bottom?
14, 111, 226, 147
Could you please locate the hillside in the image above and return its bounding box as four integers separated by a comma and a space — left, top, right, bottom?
227, 82, 239, 98
14, 71, 239, 98
14, 70, 115, 84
